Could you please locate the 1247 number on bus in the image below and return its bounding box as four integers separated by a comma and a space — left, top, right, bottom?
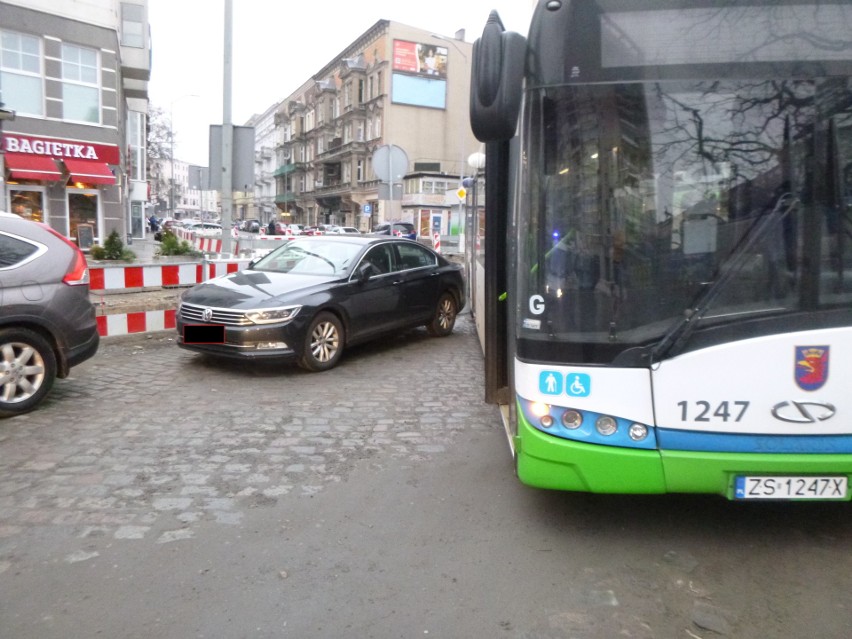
678, 400, 749, 422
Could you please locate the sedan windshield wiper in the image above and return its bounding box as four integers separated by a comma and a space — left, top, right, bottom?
650, 192, 799, 364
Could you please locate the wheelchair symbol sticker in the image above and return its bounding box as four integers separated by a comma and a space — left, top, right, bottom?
566, 373, 591, 397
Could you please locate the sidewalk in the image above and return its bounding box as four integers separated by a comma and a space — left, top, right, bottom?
123, 234, 160, 261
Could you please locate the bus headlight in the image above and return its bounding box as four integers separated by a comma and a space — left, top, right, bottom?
628, 423, 648, 441
540, 414, 554, 428
561, 410, 583, 429
530, 402, 550, 417
595, 415, 617, 436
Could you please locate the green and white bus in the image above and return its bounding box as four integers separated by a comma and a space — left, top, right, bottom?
469, 0, 852, 499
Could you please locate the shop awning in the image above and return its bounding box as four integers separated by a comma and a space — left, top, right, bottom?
5, 154, 63, 181
64, 158, 116, 185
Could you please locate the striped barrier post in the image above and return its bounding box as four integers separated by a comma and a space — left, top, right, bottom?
432, 232, 441, 254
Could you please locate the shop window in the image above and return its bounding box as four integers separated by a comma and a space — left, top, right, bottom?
68, 191, 99, 244
9, 189, 45, 223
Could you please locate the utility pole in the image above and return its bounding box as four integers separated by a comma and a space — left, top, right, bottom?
220, 0, 234, 255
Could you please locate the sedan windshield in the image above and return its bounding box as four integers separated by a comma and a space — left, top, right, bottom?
252, 239, 363, 276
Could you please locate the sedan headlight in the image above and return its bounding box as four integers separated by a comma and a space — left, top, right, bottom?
245, 305, 302, 325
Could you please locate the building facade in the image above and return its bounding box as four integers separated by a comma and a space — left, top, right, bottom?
0, 0, 150, 244
268, 20, 478, 236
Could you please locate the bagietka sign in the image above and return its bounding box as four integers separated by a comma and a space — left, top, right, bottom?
3, 133, 119, 164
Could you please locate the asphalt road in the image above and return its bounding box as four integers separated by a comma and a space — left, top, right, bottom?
1, 315, 851, 638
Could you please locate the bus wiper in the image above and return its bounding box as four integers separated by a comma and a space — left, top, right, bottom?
650, 193, 799, 364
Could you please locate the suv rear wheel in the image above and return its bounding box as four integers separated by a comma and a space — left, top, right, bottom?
0, 328, 58, 418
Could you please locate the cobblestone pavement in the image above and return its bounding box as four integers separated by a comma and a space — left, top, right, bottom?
3, 312, 852, 639
0, 313, 497, 563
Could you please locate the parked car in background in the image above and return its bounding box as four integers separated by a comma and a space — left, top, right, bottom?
176, 236, 465, 372
285, 224, 304, 235
194, 223, 223, 237
302, 226, 324, 236
330, 226, 362, 235
240, 219, 261, 233
371, 222, 417, 239
0, 211, 99, 417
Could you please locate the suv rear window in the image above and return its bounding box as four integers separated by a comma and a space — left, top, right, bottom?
0, 234, 41, 268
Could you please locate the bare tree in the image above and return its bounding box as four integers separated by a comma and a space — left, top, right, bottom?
146, 105, 174, 214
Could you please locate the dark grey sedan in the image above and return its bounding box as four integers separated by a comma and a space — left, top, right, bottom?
0, 212, 99, 417
176, 236, 465, 371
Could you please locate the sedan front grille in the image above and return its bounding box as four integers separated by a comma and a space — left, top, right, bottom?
180, 302, 252, 326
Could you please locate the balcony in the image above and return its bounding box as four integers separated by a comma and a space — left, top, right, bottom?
317, 139, 367, 163
313, 181, 351, 197
275, 192, 297, 204
274, 164, 298, 177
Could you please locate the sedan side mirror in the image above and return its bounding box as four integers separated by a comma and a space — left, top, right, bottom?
356, 262, 373, 283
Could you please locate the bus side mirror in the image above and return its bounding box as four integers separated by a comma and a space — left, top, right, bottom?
470, 10, 527, 143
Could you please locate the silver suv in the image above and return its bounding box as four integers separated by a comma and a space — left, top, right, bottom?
0, 212, 99, 417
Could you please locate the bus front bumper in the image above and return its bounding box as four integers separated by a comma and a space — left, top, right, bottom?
515, 418, 852, 499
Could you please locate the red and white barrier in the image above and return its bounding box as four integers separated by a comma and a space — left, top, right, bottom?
89, 259, 252, 292
432, 232, 441, 254
96, 309, 177, 338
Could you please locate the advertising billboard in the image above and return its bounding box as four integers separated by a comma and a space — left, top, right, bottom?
392, 40, 448, 109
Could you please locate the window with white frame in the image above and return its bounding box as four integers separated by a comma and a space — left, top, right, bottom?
127, 110, 146, 181
120, 3, 145, 48
61, 43, 99, 123
0, 30, 43, 116
343, 163, 351, 183
356, 160, 364, 182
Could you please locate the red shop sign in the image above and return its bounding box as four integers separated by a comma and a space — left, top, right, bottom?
3, 133, 120, 165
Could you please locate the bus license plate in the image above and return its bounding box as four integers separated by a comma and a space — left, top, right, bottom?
734, 476, 848, 500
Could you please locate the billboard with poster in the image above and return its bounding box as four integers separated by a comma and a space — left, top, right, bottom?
392, 40, 448, 109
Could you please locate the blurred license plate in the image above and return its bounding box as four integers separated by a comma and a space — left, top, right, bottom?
183, 324, 225, 344
734, 476, 848, 500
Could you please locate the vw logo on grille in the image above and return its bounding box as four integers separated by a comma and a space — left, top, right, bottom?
202, 307, 213, 322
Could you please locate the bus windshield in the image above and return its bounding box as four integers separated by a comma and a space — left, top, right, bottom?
518, 79, 852, 364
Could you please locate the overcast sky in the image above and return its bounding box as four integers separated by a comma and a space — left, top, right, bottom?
148, 0, 537, 167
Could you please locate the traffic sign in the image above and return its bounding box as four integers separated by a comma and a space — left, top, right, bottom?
456, 187, 467, 200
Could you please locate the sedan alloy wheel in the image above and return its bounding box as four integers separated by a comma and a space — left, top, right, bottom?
427, 292, 458, 337
299, 312, 344, 372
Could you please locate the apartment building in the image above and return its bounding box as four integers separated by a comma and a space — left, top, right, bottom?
0, 0, 150, 243
239, 101, 278, 224
270, 20, 478, 236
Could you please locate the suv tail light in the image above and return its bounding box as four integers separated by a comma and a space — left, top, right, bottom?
38, 223, 91, 286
